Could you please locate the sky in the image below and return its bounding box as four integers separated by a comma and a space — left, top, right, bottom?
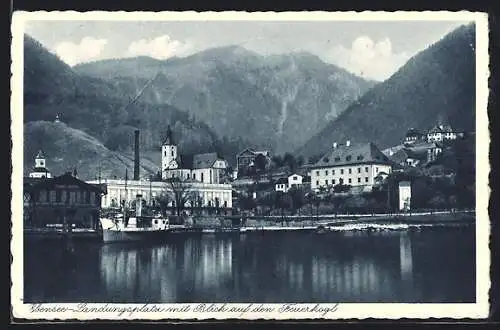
23, 19, 470, 81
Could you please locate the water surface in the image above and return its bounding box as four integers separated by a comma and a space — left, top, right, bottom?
24, 225, 475, 303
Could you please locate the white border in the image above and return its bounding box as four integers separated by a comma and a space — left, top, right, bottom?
10, 11, 490, 320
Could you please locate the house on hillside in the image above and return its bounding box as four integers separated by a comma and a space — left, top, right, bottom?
236, 148, 271, 176
274, 173, 307, 192
426, 124, 458, 143
390, 142, 444, 168
275, 178, 288, 192
309, 140, 393, 193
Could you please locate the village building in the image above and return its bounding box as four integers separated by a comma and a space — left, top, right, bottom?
236, 148, 271, 176
426, 124, 459, 143
28, 150, 52, 179
404, 128, 425, 145
274, 173, 306, 192
24, 172, 106, 231
309, 141, 393, 192
390, 142, 444, 168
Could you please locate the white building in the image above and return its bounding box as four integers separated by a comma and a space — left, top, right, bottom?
275, 178, 288, 192
398, 181, 412, 211
275, 173, 305, 192
426, 124, 458, 143
87, 179, 233, 210
28, 150, 52, 179
309, 141, 392, 192
161, 126, 228, 184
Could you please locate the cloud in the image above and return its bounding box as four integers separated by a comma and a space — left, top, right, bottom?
54, 37, 108, 66
327, 36, 411, 81
126, 35, 192, 60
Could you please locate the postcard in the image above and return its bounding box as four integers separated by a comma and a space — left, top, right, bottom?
11, 10, 490, 321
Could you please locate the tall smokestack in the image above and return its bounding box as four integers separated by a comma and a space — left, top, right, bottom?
134, 129, 140, 180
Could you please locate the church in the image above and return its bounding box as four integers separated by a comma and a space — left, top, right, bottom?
87, 127, 233, 212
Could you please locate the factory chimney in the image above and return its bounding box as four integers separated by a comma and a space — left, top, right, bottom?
134, 129, 140, 180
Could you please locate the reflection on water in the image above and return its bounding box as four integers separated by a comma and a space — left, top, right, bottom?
24, 226, 475, 303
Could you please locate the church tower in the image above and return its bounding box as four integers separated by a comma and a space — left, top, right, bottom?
161, 126, 178, 179
29, 149, 52, 179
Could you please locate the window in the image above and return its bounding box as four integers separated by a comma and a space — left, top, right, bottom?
171, 150, 174, 157
357, 167, 361, 173
334, 157, 340, 162
332, 170, 335, 175
357, 155, 364, 161
348, 168, 352, 174
340, 169, 344, 175
346, 155, 352, 161
224, 201, 228, 208
39, 190, 47, 202
193, 173, 196, 180
316, 180, 319, 186
357, 178, 361, 183
70, 191, 76, 204
49, 190, 56, 203
376, 167, 379, 173
332, 179, 336, 185
325, 170, 328, 175
365, 177, 369, 183
164, 150, 167, 157
316, 171, 320, 176
339, 178, 344, 185
293, 176, 298, 180
348, 178, 352, 184
201, 173, 204, 182
325, 180, 328, 186
365, 167, 369, 172
187, 173, 190, 179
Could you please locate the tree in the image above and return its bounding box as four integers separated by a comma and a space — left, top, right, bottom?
283, 153, 297, 171
254, 154, 268, 173
271, 155, 284, 168
288, 186, 305, 215
163, 177, 197, 216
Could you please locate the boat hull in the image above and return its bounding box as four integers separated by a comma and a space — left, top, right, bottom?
102, 229, 168, 243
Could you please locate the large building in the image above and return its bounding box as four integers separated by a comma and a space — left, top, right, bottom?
426, 124, 459, 143
309, 141, 393, 192
161, 126, 228, 184
87, 128, 233, 211
24, 172, 106, 230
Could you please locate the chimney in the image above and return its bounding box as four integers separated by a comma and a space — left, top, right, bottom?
135, 194, 143, 217
333, 142, 338, 149
134, 130, 140, 181
346, 140, 351, 147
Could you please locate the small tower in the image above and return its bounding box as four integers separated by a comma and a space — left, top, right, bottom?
29, 149, 52, 179
161, 126, 178, 179
54, 114, 61, 123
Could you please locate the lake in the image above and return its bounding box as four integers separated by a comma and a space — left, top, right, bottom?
24, 225, 475, 303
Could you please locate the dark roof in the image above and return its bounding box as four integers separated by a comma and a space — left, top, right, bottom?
276, 178, 288, 184
27, 173, 107, 193
390, 148, 428, 164
162, 126, 174, 145
237, 148, 270, 158
312, 142, 391, 168
35, 150, 45, 159
428, 124, 454, 134
32, 167, 50, 173
177, 153, 224, 169
405, 128, 423, 137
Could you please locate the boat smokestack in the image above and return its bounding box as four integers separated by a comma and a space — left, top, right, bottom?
136, 194, 143, 217
134, 129, 140, 180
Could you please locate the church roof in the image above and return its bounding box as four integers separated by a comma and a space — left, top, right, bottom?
312, 142, 391, 169
35, 150, 45, 159
162, 126, 174, 145
175, 152, 224, 170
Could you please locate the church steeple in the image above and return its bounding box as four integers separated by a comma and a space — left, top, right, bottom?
29, 149, 52, 179
163, 126, 174, 146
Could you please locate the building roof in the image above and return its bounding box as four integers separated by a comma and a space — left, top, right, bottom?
311, 142, 391, 168
405, 128, 423, 137
237, 148, 270, 158
177, 152, 224, 170
26, 172, 107, 193
276, 178, 288, 184
428, 124, 454, 134
288, 173, 303, 179
162, 126, 174, 145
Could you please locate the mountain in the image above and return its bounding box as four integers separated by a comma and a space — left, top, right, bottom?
297, 23, 476, 159
23, 35, 245, 173
24, 121, 161, 180
74, 46, 375, 154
